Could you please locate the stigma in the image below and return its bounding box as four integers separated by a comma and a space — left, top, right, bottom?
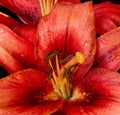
45, 50, 85, 100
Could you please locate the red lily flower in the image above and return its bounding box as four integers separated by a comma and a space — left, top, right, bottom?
0, 24, 38, 73
94, 26, 120, 71
35, 1, 96, 80
0, 0, 80, 25
0, 1, 120, 114
0, 0, 80, 44
0, 67, 120, 114
0, 12, 20, 28
0, 0, 41, 25
94, 1, 120, 35
12, 25, 37, 44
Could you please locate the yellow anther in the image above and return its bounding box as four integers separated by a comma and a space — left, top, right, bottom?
46, 51, 85, 100
75, 52, 85, 64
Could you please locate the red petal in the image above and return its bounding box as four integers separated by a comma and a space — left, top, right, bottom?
94, 1, 120, 11
95, 27, 120, 71
0, 0, 41, 25
35, 1, 96, 78
0, 24, 37, 68
0, 69, 63, 114
58, 0, 80, 3
0, 45, 24, 73
95, 15, 116, 35
63, 68, 120, 114
94, 1, 120, 35
0, 12, 20, 28
13, 25, 37, 44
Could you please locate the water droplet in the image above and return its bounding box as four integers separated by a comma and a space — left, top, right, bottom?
108, 103, 112, 106
83, 92, 86, 96
115, 55, 120, 60
0, 29, 3, 33
80, 109, 84, 113
101, 39, 107, 44
46, 31, 51, 37
62, 31, 65, 35
85, 42, 89, 47
21, 54, 24, 57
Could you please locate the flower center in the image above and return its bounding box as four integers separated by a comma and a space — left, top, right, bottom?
45, 50, 85, 100
39, 0, 58, 17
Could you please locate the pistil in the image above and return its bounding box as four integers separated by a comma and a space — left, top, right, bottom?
46, 51, 85, 100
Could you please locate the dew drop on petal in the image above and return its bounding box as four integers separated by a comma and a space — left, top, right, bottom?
46, 31, 51, 37
0, 29, 4, 33
115, 55, 120, 60
21, 54, 24, 57
85, 42, 89, 47
80, 109, 84, 113
101, 39, 107, 44
108, 103, 112, 107
83, 92, 86, 96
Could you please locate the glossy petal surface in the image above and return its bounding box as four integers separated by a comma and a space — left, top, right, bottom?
58, 0, 80, 3
0, 24, 37, 69
36, 1, 96, 79
62, 68, 120, 114
95, 27, 120, 71
13, 25, 37, 44
0, 45, 24, 73
0, 0, 41, 25
0, 69, 63, 115
94, 1, 120, 35
0, 12, 20, 28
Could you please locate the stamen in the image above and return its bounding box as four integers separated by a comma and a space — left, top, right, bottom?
39, 0, 45, 16
75, 52, 86, 64
61, 78, 68, 99
62, 54, 75, 63
46, 0, 51, 15
69, 64, 78, 73
39, 0, 58, 17
49, 59, 62, 96
56, 55, 60, 75
63, 68, 71, 82
46, 51, 85, 100
64, 52, 86, 69
64, 78, 72, 99
44, 50, 62, 61
49, 60, 58, 85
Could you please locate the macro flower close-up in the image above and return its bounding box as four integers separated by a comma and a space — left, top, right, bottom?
0, 0, 120, 115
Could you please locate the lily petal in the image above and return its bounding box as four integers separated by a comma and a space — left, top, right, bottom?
0, 12, 20, 28
0, 24, 37, 69
95, 27, 120, 71
0, 0, 80, 26
95, 15, 116, 35
13, 25, 37, 44
35, 1, 96, 79
58, 0, 80, 3
0, 45, 24, 73
63, 68, 120, 114
94, 1, 120, 35
0, 69, 63, 115
0, 0, 41, 25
